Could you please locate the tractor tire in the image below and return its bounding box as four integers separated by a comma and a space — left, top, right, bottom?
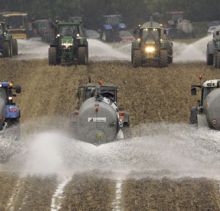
78, 47, 88, 65
132, 50, 142, 68
189, 107, 198, 124
159, 50, 168, 67
48, 47, 57, 65
3, 42, 11, 57
206, 53, 213, 66
168, 56, 173, 64
12, 39, 18, 56
214, 52, 220, 68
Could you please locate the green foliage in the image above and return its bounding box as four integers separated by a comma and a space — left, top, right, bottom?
1, 0, 220, 27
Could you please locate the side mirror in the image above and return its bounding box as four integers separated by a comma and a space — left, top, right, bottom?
191, 87, 197, 96
15, 85, 21, 94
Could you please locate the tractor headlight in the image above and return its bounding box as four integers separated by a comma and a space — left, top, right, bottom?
145, 46, 156, 53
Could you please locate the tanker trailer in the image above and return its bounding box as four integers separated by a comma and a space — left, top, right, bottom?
71, 81, 129, 145
190, 79, 220, 129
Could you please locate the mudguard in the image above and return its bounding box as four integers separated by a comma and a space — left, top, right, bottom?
5, 105, 20, 119
132, 40, 141, 50
78, 37, 88, 46
103, 24, 112, 30
207, 41, 215, 54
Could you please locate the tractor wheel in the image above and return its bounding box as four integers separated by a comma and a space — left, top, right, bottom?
132, 50, 142, 68
189, 107, 198, 124
215, 52, 220, 68
48, 47, 57, 65
168, 56, 173, 64
159, 49, 168, 67
3, 42, 11, 57
12, 39, 18, 56
78, 47, 88, 65
206, 53, 213, 66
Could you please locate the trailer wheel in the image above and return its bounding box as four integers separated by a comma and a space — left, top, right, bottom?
132, 50, 142, 68
3, 42, 11, 57
78, 47, 88, 65
48, 47, 57, 65
159, 49, 168, 67
12, 39, 18, 56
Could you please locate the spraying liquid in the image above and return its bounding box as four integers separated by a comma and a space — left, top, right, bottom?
1, 123, 220, 179
174, 35, 212, 63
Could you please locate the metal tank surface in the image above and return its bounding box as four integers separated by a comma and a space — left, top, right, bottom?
77, 97, 119, 144
204, 88, 220, 129
71, 82, 130, 145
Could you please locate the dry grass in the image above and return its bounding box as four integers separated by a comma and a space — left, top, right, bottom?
0, 60, 219, 127
61, 173, 115, 211
122, 178, 220, 211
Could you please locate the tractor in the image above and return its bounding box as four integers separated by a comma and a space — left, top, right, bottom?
0, 22, 18, 57
0, 82, 21, 139
190, 79, 220, 129
100, 14, 126, 42
207, 26, 220, 68
71, 81, 130, 145
131, 20, 173, 68
48, 20, 88, 65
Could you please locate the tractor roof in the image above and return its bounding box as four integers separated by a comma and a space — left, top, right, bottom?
58, 21, 82, 26
141, 21, 162, 29
203, 79, 220, 88
2, 12, 27, 17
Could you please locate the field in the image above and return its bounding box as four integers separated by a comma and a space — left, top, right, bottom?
0, 57, 220, 210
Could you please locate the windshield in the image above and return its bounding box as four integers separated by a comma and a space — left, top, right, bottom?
60, 25, 79, 36
5, 16, 26, 29
0, 88, 7, 102
105, 16, 121, 25
142, 28, 160, 41
202, 87, 215, 104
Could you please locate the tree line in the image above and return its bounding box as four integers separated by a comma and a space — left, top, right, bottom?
1, 0, 220, 27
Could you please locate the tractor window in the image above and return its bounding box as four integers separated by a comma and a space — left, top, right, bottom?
0, 88, 7, 102
100, 88, 117, 102
202, 87, 215, 105
60, 26, 79, 36
142, 28, 160, 41
5, 16, 25, 29
105, 16, 121, 25
85, 86, 96, 100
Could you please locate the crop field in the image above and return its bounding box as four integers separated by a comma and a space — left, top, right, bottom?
0, 37, 220, 210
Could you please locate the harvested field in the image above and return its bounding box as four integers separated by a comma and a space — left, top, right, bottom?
122, 178, 220, 211
0, 58, 219, 210
61, 173, 115, 211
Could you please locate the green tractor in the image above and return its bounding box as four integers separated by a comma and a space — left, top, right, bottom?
48, 21, 88, 65
207, 26, 220, 68
0, 22, 18, 57
131, 20, 173, 68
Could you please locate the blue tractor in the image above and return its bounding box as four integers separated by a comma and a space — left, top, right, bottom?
100, 15, 126, 42
0, 82, 21, 140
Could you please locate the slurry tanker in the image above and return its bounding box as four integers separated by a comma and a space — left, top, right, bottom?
71, 81, 129, 145
190, 79, 220, 129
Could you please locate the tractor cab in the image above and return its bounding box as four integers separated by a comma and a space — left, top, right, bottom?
191, 79, 220, 107
77, 82, 118, 106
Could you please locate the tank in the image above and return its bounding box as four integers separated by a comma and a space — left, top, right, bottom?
77, 97, 119, 144
204, 89, 220, 129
